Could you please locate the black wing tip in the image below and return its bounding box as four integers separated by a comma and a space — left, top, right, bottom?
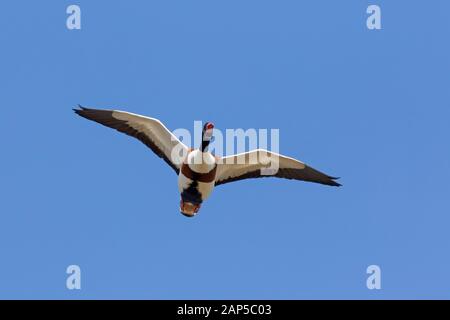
334, 177, 343, 187
325, 175, 342, 187
73, 106, 114, 115
330, 178, 342, 187
73, 105, 89, 111
73, 106, 111, 120
73, 105, 87, 115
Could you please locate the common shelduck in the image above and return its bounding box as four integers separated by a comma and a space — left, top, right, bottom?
74, 107, 341, 217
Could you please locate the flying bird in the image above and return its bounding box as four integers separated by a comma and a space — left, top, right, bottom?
74, 107, 341, 217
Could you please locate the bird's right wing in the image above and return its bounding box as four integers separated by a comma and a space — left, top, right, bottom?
215, 149, 341, 187
74, 106, 188, 173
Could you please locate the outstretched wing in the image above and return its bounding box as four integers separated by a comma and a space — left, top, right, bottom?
215, 149, 341, 187
74, 106, 188, 173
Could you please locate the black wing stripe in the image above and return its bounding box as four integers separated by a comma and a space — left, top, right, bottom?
74, 106, 179, 173
215, 166, 341, 187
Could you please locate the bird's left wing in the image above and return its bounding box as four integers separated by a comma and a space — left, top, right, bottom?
215, 149, 341, 187
74, 106, 188, 173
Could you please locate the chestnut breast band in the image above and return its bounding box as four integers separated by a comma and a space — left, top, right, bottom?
181, 163, 217, 183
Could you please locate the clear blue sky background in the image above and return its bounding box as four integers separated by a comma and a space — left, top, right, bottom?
1, 0, 449, 299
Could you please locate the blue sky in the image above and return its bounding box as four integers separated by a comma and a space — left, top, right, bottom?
1, 0, 449, 299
